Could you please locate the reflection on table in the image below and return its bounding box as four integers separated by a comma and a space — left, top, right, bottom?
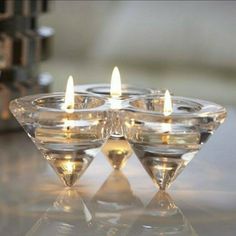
24, 170, 197, 236
25, 189, 94, 236
1, 108, 236, 236
128, 191, 197, 236
91, 171, 143, 235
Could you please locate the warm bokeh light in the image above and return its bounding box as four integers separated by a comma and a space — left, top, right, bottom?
63, 161, 74, 174
163, 90, 173, 116
110, 67, 122, 98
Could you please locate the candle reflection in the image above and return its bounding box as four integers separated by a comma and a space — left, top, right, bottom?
128, 191, 198, 236
24, 182, 198, 236
93, 171, 142, 208
25, 189, 94, 236
91, 171, 143, 235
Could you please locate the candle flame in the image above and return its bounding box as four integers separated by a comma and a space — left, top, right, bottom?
110, 67, 122, 98
64, 76, 74, 113
163, 90, 173, 116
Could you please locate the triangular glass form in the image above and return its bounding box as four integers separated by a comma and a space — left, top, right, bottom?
133, 148, 197, 190
10, 93, 109, 187
42, 151, 95, 187
123, 95, 227, 191
101, 135, 133, 170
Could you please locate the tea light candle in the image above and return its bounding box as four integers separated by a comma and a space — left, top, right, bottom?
63, 76, 75, 141
60, 75, 77, 181
122, 94, 226, 190
10, 80, 110, 187
63, 75, 75, 113
109, 66, 122, 110
162, 90, 173, 144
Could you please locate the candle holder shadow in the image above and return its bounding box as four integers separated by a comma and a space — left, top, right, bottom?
121, 95, 227, 191
10, 93, 111, 187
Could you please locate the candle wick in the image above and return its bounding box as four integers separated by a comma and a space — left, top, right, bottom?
162, 117, 171, 144
65, 114, 72, 140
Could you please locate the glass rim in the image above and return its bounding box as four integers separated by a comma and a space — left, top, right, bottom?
75, 83, 153, 96
10, 92, 109, 113
122, 94, 227, 118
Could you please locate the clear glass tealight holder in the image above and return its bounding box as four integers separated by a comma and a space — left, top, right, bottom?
10, 93, 111, 187
121, 94, 227, 191
75, 83, 153, 97
75, 83, 153, 170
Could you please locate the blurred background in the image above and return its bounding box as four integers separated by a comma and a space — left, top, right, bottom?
0, 2, 235, 235
1, 0, 236, 131
40, 1, 236, 105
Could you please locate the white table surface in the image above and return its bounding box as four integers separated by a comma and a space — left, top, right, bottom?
0, 108, 235, 236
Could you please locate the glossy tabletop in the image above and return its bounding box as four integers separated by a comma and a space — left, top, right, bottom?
0, 108, 236, 236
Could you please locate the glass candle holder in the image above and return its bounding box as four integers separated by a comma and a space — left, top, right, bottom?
121, 94, 227, 190
10, 93, 110, 187
76, 83, 154, 170
75, 83, 153, 97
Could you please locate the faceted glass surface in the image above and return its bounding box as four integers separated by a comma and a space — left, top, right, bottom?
10, 93, 110, 187
122, 95, 227, 190
76, 83, 154, 170
101, 134, 132, 170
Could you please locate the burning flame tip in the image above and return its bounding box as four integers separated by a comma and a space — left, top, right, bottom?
64, 76, 75, 112
113, 66, 119, 72
110, 66, 122, 97
163, 89, 173, 116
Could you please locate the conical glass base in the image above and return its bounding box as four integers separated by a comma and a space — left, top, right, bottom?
122, 95, 226, 190
101, 135, 133, 170
10, 93, 110, 187
128, 191, 198, 236
33, 123, 103, 187
48, 156, 94, 187
133, 148, 197, 190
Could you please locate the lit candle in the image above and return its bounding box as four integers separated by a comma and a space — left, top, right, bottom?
163, 90, 172, 117
162, 90, 173, 144
59, 79, 76, 180
110, 66, 122, 109
101, 67, 133, 170
109, 66, 123, 134
63, 75, 74, 113
63, 76, 75, 140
